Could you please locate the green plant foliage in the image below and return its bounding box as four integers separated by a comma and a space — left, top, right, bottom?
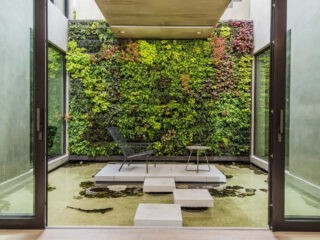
219, 26, 232, 38
138, 40, 157, 65
67, 20, 253, 157
68, 20, 114, 52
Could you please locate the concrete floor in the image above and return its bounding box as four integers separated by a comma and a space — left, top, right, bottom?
1, 162, 319, 229
1, 228, 320, 240
47, 162, 268, 227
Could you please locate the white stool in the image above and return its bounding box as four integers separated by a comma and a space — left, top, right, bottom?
186, 145, 211, 173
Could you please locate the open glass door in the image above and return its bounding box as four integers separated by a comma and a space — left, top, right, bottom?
0, 0, 46, 228
270, 0, 320, 231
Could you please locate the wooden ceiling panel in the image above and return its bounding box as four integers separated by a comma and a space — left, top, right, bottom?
112, 26, 214, 39
95, 0, 230, 38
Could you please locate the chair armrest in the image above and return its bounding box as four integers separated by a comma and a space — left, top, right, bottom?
120, 142, 153, 152
129, 142, 152, 147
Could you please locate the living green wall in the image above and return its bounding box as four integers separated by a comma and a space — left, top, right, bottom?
67, 20, 253, 157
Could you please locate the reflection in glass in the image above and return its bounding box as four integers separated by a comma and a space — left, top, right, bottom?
48, 46, 65, 158
254, 48, 270, 161
285, 0, 320, 218
0, 0, 35, 216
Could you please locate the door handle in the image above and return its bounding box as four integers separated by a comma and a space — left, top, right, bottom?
36, 107, 43, 141
278, 109, 284, 142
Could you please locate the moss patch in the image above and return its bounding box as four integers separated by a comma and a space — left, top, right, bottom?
79, 184, 143, 198
67, 205, 113, 214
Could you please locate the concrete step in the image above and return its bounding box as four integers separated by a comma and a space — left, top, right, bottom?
134, 203, 182, 227
173, 189, 214, 207
143, 178, 176, 192
94, 164, 227, 183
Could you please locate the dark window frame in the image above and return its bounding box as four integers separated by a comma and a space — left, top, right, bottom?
0, 0, 46, 229
270, 0, 320, 231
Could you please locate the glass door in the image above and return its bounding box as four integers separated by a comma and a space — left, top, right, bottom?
48, 45, 66, 159
270, 0, 320, 230
0, 0, 46, 228
254, 48, 270, 162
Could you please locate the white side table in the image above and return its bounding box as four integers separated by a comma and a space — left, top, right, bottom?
185, 145, 211, 173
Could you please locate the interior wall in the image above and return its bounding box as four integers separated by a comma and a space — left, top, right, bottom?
68, 0, 104, 20
287, 0, 320, 186
250, 0, 271, 53
249, 0, 271, 170
0, 0, 33, 182
47, 1, 69, 169
48, 0, 68, 52
220, 0, 251, 21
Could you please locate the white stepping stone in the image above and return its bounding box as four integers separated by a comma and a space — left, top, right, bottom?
134, 204, 182, 227
143, 178, 175, 192
173, 189, 214, 207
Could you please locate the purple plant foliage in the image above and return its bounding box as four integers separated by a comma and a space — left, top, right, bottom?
229, 21, 254, 54
209, 21, 254, 97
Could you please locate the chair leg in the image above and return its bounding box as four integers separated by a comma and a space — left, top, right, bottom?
204, 152, 210, 171
146, 155, 149, 173
128, 158, 133, 166
196, 151, 199, 173
153, 154, 156, 167
185, 150, 193, 170
119, 156, 127, 171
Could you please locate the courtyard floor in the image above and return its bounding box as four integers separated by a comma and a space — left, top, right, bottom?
48, 162, 268, 227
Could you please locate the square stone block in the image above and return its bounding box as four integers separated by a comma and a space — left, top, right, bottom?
173, 189, 214, 207
134, 204, 182, 227
143, 178, 176, 192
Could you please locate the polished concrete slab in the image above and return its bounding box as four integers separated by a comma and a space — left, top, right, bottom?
134, 203, 182, 227
143, 178, 175, 192
173, 189, 214, 208
49, 163, 268, 227
94, 164, 226, 183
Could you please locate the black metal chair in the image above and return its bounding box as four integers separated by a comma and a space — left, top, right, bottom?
106, 127, 155, 173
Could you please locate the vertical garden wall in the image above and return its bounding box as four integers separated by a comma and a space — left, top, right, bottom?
66, 20, 253, 157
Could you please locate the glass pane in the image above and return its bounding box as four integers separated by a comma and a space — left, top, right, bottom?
0, 0, 35, 216
254, 48, 270, 161
285, 0, 320, 217
48, 46, 65, 158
